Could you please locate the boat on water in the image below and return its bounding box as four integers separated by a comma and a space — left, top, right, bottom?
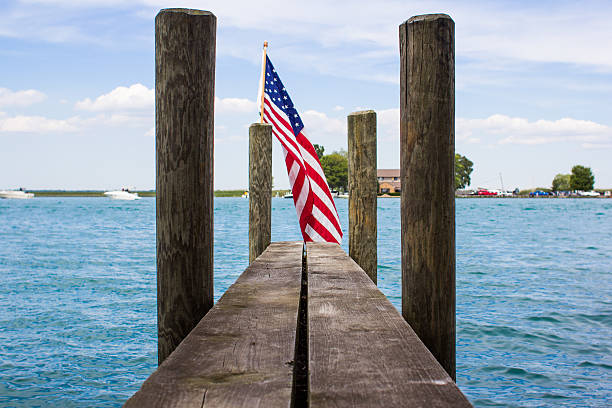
330, 189, 348, 199
283, 192, 293, 199
577, 190, 600, 197
241, 191, 249, 199
0, 188, 34, 199
104, 188, 140, 200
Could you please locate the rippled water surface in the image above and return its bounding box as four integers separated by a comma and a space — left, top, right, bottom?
1, 197, 611, 406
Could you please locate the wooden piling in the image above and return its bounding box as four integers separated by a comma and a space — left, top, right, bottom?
348, 110, 377, 284
399, 14, 456, 379
249, 123, 273, 263
155, 8, 216, 364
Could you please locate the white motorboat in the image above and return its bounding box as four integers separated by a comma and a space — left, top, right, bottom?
0, 189, 34, 199
577, 190, 600, 197
104, 189, 140, 200
330, 189, 349, 198
283, 192, 293, 199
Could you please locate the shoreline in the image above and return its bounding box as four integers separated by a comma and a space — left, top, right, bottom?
16, 191, 612, 199
26, 190, 289, 198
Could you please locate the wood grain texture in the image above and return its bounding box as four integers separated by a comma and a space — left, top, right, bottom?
156, 8, 217, 364
125, 242, 303, 408
347, 110, 377, 284
249, 123, 273, 263
400, 14, 456, 379
306, 242, 471, 407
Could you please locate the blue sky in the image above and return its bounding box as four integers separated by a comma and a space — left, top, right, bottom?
1, 0, 611, 190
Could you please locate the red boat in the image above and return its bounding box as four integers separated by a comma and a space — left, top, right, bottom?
477, 189, 497, 196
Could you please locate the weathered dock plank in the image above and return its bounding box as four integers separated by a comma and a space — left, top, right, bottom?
306, 242, 471, 407
125, 242, 303, 408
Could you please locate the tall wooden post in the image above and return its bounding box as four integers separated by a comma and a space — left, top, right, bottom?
249, 123, 272, 263
348, 110, 377, 284
156, 9, 216, 364
400, 14, 456, 379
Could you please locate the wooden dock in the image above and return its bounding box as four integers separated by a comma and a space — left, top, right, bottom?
125, 242, 471, 407
128, 8, 470, 407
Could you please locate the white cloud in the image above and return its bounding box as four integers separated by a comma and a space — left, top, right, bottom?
285, 107, 397, 146
582, 143, 612, 149
0, 91, 261, 136
75, 83, 154, 111
215, 97, 258, 114
76, 90, 259, 115
333, 105, 344, 111
20, 0, 129, 6
0, 115, 78, 132
0, 88, 46, 107
0, 110, 154, 134
301, 110, 345, 144
457, 4, 612, 70
458, 114, 612, 147
5, 1, 612, 87
139, 0, 612, 72
213, 105, 397, 153
334, 109, 612, 149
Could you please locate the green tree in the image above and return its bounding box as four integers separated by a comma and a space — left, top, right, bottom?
570, 165, 595, 191
320, 151, 348, 191
455, 153, 474, 189
313, 144, 325, 159
552, 174, 570, 191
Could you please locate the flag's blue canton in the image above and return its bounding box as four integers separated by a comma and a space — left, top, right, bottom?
264, 56, 304, 136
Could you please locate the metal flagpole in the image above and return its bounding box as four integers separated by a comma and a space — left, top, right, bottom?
260, 41, 268, 123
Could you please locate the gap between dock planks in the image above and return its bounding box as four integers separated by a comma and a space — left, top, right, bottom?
127, 241, 471, 407
125, 242, 303, 408
306, 242, 472, 407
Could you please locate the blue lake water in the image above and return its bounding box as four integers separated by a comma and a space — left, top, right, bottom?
0, 197, 611, 407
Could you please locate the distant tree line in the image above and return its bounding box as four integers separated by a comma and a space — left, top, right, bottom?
552, 165, 595, 191
315, 145, 596, 193
314, 144, 475, 192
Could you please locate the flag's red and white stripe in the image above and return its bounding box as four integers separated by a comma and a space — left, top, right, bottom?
262, 94, 342, 244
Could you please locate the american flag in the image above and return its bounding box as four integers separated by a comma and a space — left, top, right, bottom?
259, 55, 342, 244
